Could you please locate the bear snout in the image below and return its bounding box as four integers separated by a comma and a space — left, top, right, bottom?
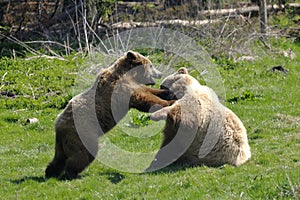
151, 67, 162, 79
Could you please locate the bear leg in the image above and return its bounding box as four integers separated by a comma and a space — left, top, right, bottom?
64, 150, 95, 180
130, 89, 175, 113
45, 143, 66, 178
146, 87, 176, 100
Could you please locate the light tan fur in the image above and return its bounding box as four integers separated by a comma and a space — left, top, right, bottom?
148, 67, 251, 170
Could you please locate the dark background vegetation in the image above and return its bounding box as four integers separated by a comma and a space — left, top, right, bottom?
1, 0, 299, 57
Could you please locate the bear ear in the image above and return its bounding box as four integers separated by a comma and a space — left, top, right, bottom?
126, 51, 137, 61
177, 67, 188, 74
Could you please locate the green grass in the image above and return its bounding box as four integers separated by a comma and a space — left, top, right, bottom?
1, 38, 300, 199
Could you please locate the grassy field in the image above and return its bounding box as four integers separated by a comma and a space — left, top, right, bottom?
0, 37, 299, 199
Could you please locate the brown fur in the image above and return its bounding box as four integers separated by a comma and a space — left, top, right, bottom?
147, 67, 251, 171
45, 51, 174, 179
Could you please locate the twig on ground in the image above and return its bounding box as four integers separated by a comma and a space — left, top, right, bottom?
28, 83, 36, 99
0, 33, 39, 55
0, 72, 8, 90
219, 10, 232, 40
77, 6, 110, 53
239, 14, 271, 50
25, 55, 66, 61
24, 40, 75, 52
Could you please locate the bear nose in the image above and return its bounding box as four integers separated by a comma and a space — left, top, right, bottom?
153, 68, 162, 79
160, 85, 169, 90
157, 71, 162, 79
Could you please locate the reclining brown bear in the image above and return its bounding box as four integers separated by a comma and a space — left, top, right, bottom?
45, 51, 174, 179
146, 67, 251, 172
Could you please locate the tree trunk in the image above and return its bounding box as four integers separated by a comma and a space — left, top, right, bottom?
259, 0, 267, 34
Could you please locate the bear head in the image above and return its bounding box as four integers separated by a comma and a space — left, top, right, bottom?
125, 51, 162, 85
159, 67, 198, 100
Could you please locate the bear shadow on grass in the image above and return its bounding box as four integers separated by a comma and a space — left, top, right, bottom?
10, 174, 88, 183
97, 164, 196, 182
144, 162, 193, 174
144, 162, 226, 175
98, 172, 126, 184
10, 176, 47, 184
9, 164, 221, 184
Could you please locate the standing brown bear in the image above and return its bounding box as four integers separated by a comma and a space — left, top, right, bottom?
45, 51, 174, 179
146, 67, 251, 172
